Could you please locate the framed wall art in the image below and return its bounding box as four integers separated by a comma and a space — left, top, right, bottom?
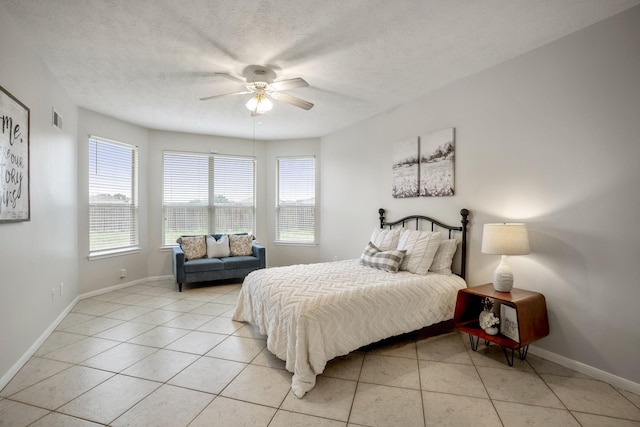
500, 304, 520, 342
392, 136, 419, 198
419, 127, 454, 197
0, 85, 30, 222
391, 128, 455, 198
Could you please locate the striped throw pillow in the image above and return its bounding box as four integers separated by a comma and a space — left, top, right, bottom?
397, 230, 442, 275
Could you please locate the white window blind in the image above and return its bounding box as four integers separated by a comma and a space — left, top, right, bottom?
213, 156, 255, 233
88, 136, 138, 255
163, 152, 255, 245
276, 156, 316, 244
163, 152, 210, 245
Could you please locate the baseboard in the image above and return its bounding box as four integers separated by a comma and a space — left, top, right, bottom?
529, 345, 640, 395
1, 275, 175, 391
78, 275, 172, 300
0, 294, 79, 391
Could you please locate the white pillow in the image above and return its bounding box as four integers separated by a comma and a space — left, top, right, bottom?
429, 239, 458, 275
206, 235, 231, 258
397, 230, 442, 275
369, 228, 402, 251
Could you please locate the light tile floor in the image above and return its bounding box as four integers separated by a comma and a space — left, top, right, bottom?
2, 278, 640, 426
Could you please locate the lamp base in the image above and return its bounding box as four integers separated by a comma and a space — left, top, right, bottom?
493, 255, 514, 292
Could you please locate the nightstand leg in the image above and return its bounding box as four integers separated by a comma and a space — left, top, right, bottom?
468, 334, 479, 351
501, 347, 515, 366
500, 346, 530, 366
518, 345, 529, 360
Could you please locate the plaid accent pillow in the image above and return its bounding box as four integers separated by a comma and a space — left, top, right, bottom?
360, 241, 407, 273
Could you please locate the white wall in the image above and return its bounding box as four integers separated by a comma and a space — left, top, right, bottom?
77, 109, 149, 294
320, 6, 640, 384
0, 8, 79, 384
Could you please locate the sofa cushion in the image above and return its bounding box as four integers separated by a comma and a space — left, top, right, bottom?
179, 236, 207, 260
206, 235, 231, 258
229, 234, 254, 256
183, 258, 225, 273
220, 256, 260, 270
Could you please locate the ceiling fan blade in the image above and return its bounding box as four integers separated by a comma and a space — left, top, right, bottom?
270, 77, 309, 91
199, 90, 251, 101
270, 92, 314, 110
214, 72, 246, 84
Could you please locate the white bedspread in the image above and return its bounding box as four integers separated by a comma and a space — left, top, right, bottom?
232, 259, 466, 398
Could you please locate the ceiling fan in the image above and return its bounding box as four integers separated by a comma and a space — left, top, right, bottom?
200, 65, 314, 115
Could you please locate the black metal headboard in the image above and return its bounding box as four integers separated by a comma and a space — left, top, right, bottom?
378, 208, 470, 279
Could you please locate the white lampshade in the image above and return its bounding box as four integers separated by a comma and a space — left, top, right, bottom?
481, 223, 530, 255
482, 223, 530, 292
245, 93, 273, 114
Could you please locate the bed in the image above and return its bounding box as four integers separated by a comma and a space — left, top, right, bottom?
233, 208, 470, 398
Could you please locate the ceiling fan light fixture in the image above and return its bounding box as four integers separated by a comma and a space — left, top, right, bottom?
201, 66, 312, 113
246, 93, 273, 114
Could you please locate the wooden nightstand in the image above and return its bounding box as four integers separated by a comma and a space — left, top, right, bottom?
453, 283, 549, 366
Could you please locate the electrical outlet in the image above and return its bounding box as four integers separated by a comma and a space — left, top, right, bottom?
60, 282, 64, 296
120, 269, 127, 278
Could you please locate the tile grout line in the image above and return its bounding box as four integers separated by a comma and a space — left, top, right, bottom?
464, 334, 506, 427
414, 339, 427, 427
344, 350, 367, 425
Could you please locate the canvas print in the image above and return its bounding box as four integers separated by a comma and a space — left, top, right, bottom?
0, 85, 30, 222
419, 128, 454, 197
500, 304, 520, 342
392, 136, 419, 198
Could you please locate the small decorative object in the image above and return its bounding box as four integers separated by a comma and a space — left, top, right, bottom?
479, 311, 500, 332
500, 304, 520, 342
482, 297, 494, 312
0, 85, 30, 222
485, 326, 499, 335
479, 297, 500, 333
481, 223, 530, 292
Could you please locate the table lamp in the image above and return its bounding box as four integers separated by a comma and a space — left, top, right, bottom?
481, 223, 530, 292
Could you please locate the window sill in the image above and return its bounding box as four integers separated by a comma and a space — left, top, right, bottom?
274, 241, 317, 247
88, 247, 142, 260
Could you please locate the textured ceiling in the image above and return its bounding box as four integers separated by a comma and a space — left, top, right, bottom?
2, 0, 639, 140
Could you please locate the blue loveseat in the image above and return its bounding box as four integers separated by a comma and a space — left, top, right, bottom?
172, 234, 266, 292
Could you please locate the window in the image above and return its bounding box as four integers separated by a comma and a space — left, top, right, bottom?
276, 156, 316, 244
162, 152, 255, 245
213, 156, 255, 233
88, 136, 139, 256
